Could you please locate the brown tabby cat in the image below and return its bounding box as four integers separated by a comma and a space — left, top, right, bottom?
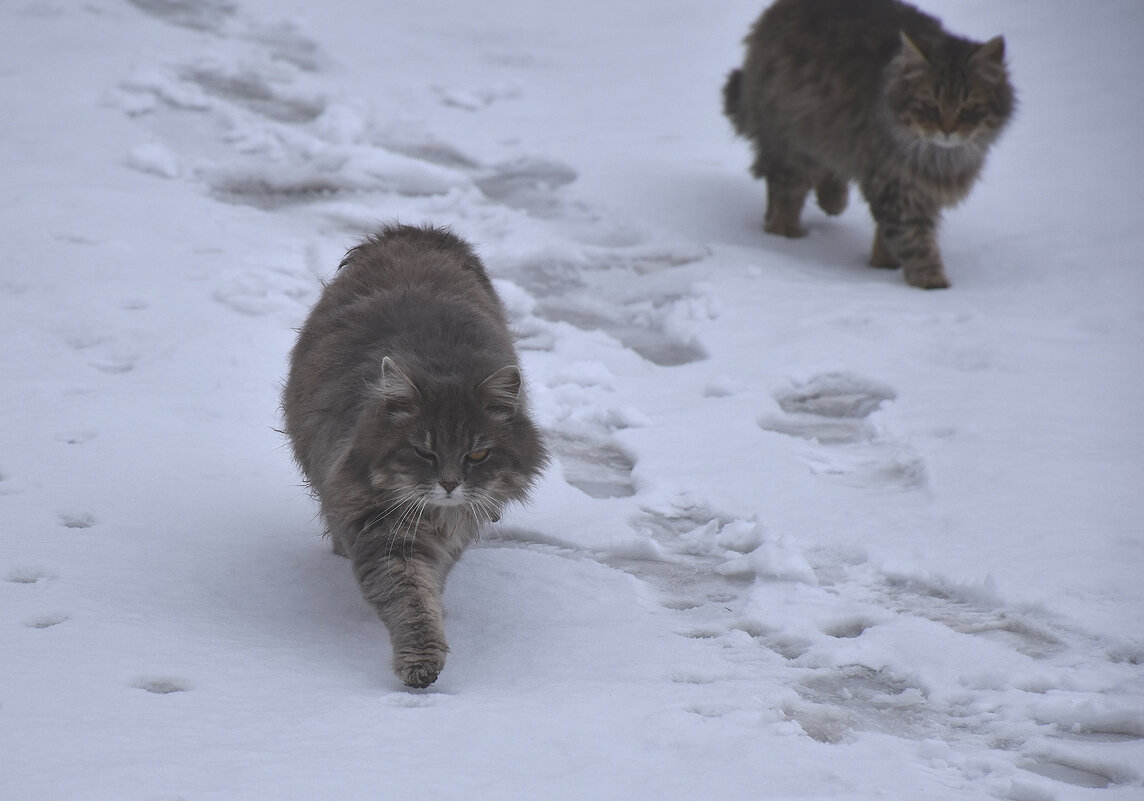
282, 224, 548, 688
723, 0, 1015, 288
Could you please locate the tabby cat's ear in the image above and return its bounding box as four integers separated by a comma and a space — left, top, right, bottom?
379, 356, 420, 408
972, 35, 1006, 66
899, 32, 928, 67
478, 365, 522, 419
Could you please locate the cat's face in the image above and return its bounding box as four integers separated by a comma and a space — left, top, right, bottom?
888, 34, 1013, 151
349, 359, 544, 525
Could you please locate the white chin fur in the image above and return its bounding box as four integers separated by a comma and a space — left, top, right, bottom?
927, 135, 965, 150
429, 491, 468, 508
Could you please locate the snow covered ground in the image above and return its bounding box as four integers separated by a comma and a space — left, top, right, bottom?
2, 0, 1142, 798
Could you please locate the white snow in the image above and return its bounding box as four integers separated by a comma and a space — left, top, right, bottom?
3, 0, 1143, 799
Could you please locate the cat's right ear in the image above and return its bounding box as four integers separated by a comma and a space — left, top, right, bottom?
974, 35, 1006, 65
379, 356, 420, 414
971, 36, 1008, 80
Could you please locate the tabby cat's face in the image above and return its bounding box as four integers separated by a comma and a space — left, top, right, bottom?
353, 364, 545, 525
887, 35, 1013, 151
369, 410, 515, 519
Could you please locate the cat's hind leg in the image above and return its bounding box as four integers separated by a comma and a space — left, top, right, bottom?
757, 159, 812, 238
749, 139, 812, 238
815, 172, 849, 216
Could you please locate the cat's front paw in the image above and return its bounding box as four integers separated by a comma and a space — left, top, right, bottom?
394, 644, 447, 689
904, 266, 951, 290
764, 218, 808, 238
869, 230, 900, 269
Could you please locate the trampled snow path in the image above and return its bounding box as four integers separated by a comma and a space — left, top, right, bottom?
3, 1, 1143, 799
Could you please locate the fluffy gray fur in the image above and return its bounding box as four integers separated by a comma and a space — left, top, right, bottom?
724, 0, 1015, 288
282, 224, 548, 688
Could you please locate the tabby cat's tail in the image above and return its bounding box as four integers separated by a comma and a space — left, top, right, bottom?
722, 68, 745, 133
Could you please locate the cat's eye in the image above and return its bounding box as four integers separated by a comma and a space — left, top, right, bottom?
413, 447, 436, 462
465, 448, 490, 464
959, 108, 984, 125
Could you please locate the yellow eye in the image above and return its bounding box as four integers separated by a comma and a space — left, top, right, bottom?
465, 448, 490, 463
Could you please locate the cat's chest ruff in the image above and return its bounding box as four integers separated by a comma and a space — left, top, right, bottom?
878, 129, 984, 185
428, 506, 481, 550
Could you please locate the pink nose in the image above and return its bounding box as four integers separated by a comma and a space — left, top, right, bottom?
440, 480, 459, 494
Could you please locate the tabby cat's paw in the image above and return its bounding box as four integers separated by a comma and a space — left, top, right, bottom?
904, 267, 951, 290
815, 177, 849, 216
868, 232, 900, 269
869, 254, 901, 269
394, 645, 447, 688
764, 219, 808, 239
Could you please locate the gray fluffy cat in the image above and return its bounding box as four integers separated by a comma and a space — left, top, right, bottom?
724, 0, 1015, 288
283, 224, 548, 688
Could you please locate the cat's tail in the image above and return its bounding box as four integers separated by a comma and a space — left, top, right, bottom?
722, 68, 745, 132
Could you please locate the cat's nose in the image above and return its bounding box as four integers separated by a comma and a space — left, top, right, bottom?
440, 480, 459, 494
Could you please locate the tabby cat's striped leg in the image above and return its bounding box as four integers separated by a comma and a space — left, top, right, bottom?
884, 218, 950, 289
763, 168, 811, 238
815, 172, 850, 216
869, 226, 900, 269
865, 181, 950, 289
351, 527, 449, 688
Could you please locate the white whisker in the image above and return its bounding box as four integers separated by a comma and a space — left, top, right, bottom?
468, 490, 503, 531
393, 494, 425, 554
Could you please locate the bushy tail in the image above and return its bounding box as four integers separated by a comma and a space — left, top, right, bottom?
722, 68, 744, 130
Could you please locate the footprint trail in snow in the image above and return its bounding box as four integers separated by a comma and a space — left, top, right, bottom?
90, 1, 1144, 797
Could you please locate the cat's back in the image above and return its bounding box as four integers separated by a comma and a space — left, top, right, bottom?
293, 225, 507, 360
750, 0, 941, 62
743, 0, 942, 105
736, 0, 946, 168
315, 224, 502, 323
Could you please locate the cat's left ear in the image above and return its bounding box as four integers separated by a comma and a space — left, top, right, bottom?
899, 32, 928, 68
972, 35, 1006, 66
479, 365, 522, 420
